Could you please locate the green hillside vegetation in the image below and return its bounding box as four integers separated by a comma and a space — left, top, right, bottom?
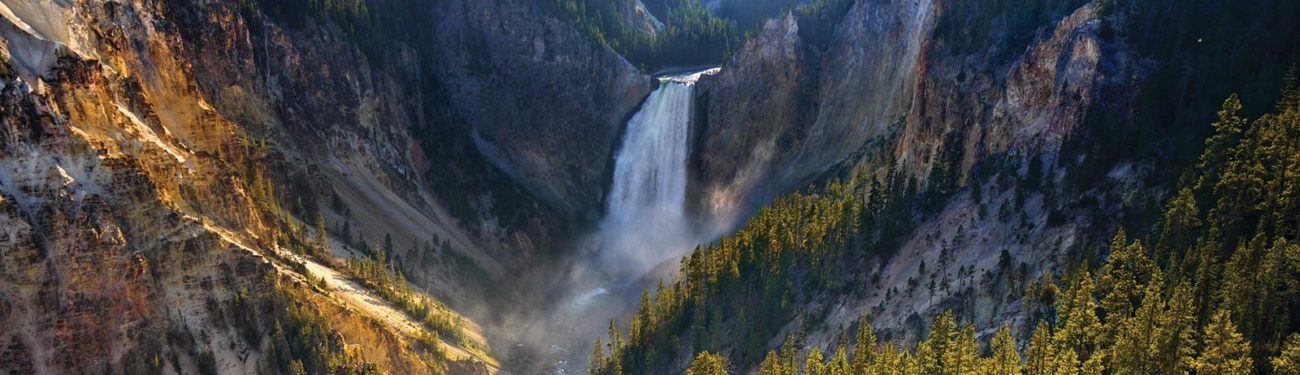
236, 0, 430, 64
241, 0, 742, 72
233, 142, 464, 370
715, 0, 800, 33
344, 245, 470, 348
215, 273, 382, 375
546, 0, 856, 71
546, 0, 740, 71
590, 75, 1300, 374
589, 161, 919, 372
1065, 0, 1300, 197
260, 276, 381, 375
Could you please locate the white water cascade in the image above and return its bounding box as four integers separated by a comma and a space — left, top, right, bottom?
597, 68, 717, 278
524, 69, 719, 375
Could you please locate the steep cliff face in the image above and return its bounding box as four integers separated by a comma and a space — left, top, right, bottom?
626, 0, 663, 36
692, 0, 936, 227
690, 12, 814, 231
433, 0, 654, 220
0, 67, 455, 373
671, 0, 1154, 365
0, 0, 649, 372
892, 2, 1122, 182
691, 0, 1134, 224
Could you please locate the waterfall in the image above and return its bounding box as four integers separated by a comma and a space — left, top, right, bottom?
605, 83, 691, 227
521, 68, 718, 375
598, 68, 716, 279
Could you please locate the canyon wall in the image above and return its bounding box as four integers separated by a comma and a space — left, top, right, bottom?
668, 0, 1299, 370
0, 0, 649, 372
690, 0, 1123, 227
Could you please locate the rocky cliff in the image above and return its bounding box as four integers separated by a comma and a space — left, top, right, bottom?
692, 0, 936, 228
0, 0, 650, 372
5, 0, 1294, 372
673, 0, 1298, 368
692, 0, 1168, 224
691, 0, 1132, 238
431, 0, 653, 221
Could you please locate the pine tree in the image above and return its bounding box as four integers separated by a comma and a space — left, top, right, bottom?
687, 351, 728, 375
943, 324, 978, 375
757, 351, 784, 375
590, 338, 606, 374
1216, 234, 1265, 338
1097, 234, 1152, 339
270, 322, 290, 371
1196, 94, 1249, 195
1080, 353, 1104, 375
635, 289, 653, 340
872, 343, 903, 375
1190, 240, 1221, 326
1056, 269, 1101, 363
1026, 273, 1062, 327
1274, 333, 1300, 375
921, 311, 956, 374
1210, 116, 1268, 242
780, 335, 800, 375
1195, 309, 1254, 375
826, 345, 850, 375
1159, 282, 1198, 375
1026, 322, 1054, 375
288, 360, 307, 375
1279, 67, 1300, 113
606, 321, 624, 375
314, 212, 329, 255
851, 315, 877, 374
989, 325, 1022, 375
1110, 272, 1165, 375
1258, 238, 1300, 355
1158, 187, 1201, 262
1050, 340, 1080, 375
806, 347, 826, 375
898, 349, 921, 375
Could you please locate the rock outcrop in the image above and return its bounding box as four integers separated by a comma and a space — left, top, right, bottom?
893, 2, 1120, 180
690, 12, 813, 231
683, 0, 1147, 356
692, 0, 937, 227
433, 0, 653, 220
0, 0, 650, 372
690, 0, 1133, 227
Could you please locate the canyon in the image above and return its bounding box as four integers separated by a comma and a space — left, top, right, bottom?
1, 0, 1298, 374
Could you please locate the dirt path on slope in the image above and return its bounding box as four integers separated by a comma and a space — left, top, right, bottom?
300, 258, 485, 364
